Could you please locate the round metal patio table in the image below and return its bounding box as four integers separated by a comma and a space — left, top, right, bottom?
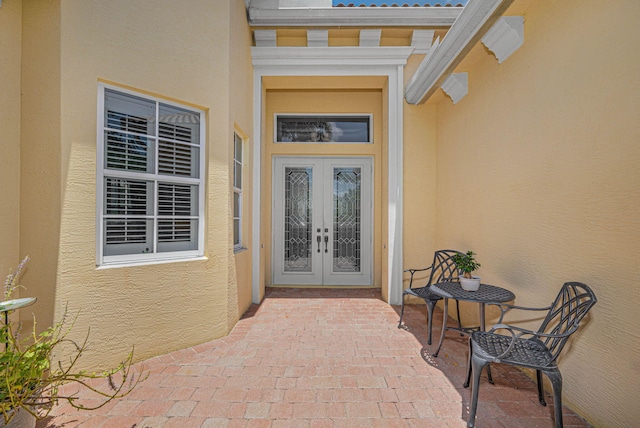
429, 281, 515, 383
0, 297, 37, 351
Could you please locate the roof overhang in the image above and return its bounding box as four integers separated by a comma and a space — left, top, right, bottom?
247, 0, 521, 104
405, 0, 514, 104
248, 0, 463, 27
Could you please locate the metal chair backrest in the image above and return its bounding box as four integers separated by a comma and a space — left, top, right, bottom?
427, 250, 463, 286
537, 282, 597, 362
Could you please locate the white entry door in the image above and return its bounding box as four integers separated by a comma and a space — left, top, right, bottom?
273, 157, 373, 286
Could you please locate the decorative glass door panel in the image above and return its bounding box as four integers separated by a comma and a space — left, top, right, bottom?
332, 168, 361, 273
284, 167, 313, 273
273, 157, 372, 286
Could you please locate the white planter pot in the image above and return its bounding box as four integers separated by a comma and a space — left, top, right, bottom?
460, 276, 481, 291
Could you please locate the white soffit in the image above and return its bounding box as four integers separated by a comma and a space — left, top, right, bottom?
482, 16, 524, 63
248, 4, 462, 27
405, 0, 514, 105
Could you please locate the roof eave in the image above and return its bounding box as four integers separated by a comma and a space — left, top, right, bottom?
248, 7, 463, 27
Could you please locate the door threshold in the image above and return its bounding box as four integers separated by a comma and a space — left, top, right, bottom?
270, 284, 377, 289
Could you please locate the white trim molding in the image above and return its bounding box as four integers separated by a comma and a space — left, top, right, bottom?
441, 73, 468, 104
248, 4, 462, 27
405, 0, 514, 105
251, 46, 412, 305
482, 16, 524, 64
251, 46, 415, 67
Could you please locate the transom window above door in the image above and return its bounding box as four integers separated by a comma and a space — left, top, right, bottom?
275, 114, 372, 143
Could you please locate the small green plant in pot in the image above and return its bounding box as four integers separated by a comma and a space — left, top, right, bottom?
1, 257, 144, 426
452, 250, 482, 291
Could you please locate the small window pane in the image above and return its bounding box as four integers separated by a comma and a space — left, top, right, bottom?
105, 178, 153, 215
234, 134, 243, 188
159, 104, 200, 143
233, 191, 240, 216
158, 140, 199, 178
103, 218, 153, 256
105, 90, 155, 136
105, 132, 153, 173
158, 183, 197, 216
234, 134, 242, 160
234, 161, 242, 189
157, 219, 198, 252
233, 219, 240, 246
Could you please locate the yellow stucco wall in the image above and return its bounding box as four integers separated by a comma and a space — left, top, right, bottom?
401, 54, 439, 292
20, 0, 61, 331
402, 101, 438, 283
0, 0, 22, 280
262, 84, 384, 292
433, 1, 640, 425
229, 0, 255, 334
16, 0, 252, 370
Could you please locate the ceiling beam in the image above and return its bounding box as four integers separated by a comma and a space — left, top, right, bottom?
405, 0, 514, 105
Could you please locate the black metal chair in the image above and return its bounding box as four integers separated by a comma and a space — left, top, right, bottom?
464, 282, 597, 428
398, 249, 464, 345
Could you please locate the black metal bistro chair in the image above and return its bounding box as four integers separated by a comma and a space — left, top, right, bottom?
398, 249, 464, 345
464, 282, 597, 428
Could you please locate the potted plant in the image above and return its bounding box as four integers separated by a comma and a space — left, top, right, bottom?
452, 250, 482, 291
1, 257, 144, 427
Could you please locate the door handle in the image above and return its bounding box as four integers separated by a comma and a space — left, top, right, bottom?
317, 234, 321, 253
324, 235, 329, 253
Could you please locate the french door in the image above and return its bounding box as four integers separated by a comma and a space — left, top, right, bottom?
273, 157, 373, 286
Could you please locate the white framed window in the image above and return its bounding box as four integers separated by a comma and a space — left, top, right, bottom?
275, 114, 373, 143
233, 132, 243, 251
97, 86, 205, 266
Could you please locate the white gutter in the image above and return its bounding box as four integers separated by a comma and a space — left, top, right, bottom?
405, 0, 514, 104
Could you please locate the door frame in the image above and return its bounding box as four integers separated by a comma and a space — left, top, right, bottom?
251, 47, 413, 304
272, 156, 373, 286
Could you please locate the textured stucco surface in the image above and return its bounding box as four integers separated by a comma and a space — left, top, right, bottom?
20, 0, 62, 331
16, 0, 252, 370
431, 1, 640, 426
228, 0, 255, 329
402, 96, 438, 288
0, 0, 22, 278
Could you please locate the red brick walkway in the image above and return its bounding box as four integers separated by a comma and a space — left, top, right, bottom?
39, 288, 591, 427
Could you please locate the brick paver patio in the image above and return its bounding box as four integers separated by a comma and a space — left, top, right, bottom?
38, 287, 591, 427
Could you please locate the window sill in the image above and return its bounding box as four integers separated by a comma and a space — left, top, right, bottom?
234, 247, 248, 255
96, 256, 208, 270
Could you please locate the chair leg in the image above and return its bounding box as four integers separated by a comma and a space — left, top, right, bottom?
546, 370, 564, 428
467, 351, 489, 428
398, 293, 406, 329
536, 370, 546, 406
425, 299, 437, 345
